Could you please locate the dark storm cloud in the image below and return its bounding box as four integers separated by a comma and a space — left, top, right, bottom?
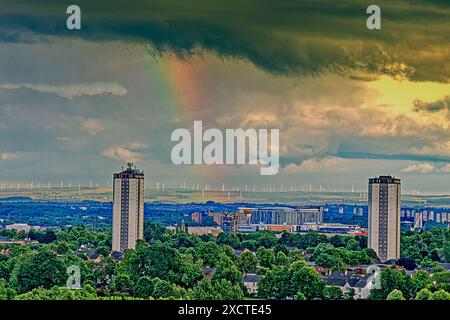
413, 96, 450, 113
0, 0, 449, 82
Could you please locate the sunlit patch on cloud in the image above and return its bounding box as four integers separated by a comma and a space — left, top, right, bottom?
283, 157, 350, 173
0, 152, 21, 160
102, 142, 148, 163
80, 118, 108, 136
401, 163, 435, 173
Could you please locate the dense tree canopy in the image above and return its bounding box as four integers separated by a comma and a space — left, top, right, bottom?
0, 224, 449, 301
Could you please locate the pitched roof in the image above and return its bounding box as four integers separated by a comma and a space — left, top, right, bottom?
322, 272, 373, 288
243, 274, 262, 283
324, 278, 347, 287
111, 251, 123, 261
352, 274, 375, 288
87, 252, 100, 260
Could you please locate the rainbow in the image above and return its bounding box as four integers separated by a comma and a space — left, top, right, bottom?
143, 53, 228, 186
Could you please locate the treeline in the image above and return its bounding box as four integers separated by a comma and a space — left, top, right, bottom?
0, 223, 449, 300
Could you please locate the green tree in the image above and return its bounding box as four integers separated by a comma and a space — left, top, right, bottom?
112, 273, 132, 293
387, 289, 405, 300
415, 288, 432, 300
294, 292, 306, 300
346, 239, 360, 251
256, 247, 275, 268
197, 242, 221, 267
369, 268, 411, 300
151, 278, 176, 299
429, 289, 450, 300
135, 276, 154, 298
274, 252, 289, 266
194, 278, 243, 300
258, 266, 292, 299
323, 286, 343, 300
237, 251, 257, 273
9, 250, 66, 294
289, 261, 325, 300
144, 223, 166, 242
180, 254, 204, 288
95, 245, 110, 257
432, 270, 450, 292
0, 278, 15, 300
443, 241, 450, 263
411, 270, 431, 296
14, 284, 98, 300
123, 241, 184, 284
214, 254, 242, 285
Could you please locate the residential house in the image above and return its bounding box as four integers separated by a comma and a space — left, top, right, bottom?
243, 273, 262, 296
322, 271, 375, 300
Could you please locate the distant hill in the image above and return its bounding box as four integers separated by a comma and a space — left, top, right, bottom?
0, 196, 33, 201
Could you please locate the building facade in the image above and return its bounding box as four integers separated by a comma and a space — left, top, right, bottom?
368, 175, 401, 262
221, 213, 241, 234
249, 206, 323, 225
112, 163, 144, 252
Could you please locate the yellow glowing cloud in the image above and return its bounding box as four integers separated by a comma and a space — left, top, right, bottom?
367, 76, 450, 114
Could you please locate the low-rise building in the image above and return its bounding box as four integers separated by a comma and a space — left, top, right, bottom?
243, 273, 262, 296
322, 271, 375, 299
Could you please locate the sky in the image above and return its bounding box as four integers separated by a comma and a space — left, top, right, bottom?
0, 0, 449, 193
